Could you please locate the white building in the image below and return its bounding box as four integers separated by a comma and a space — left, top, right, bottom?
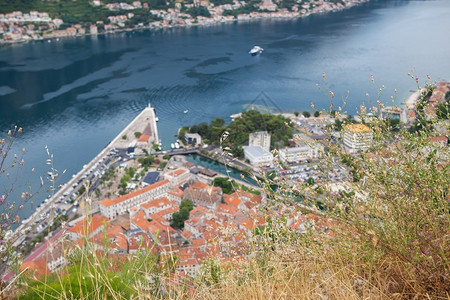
244, 146, 273, 167
164, 168, 190, 187
46, 243, 68, 273
278, 143, 323, 163
342, 124, 373, 154
249, 131, 271, 152
100, 179, 170, 219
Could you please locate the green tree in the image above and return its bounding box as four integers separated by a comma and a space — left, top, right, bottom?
152, 143, 160, 151
77, 185, 86, 195
134, 132, 142, 138
180, 199, 194, 212
302, 111, 311, 118
185, 5, 211, 18
230, 144, 244, 158
171, 207, 190, 229
294, 111, 299, 117
212, 177, 234, 194
138, 155, 155, 168
314, 111, 320, 117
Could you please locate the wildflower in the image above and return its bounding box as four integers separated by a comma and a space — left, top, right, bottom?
408, 211, 411, 214
424, 249, 429, 254
415, 77, 419, 82
427, 188, 431, 192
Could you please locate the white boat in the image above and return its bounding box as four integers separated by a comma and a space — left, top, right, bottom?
249, 46, 264, 56
175, 142, 180, 149
171, 143, 175, 149
184, 110, 189, 114
155, 117, 159, 122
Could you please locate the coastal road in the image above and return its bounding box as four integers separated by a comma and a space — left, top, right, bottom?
11, 106, 159, 248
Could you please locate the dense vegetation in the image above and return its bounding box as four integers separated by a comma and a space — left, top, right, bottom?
182, 5, 211, 18
189, 110, 293, 155
0, 0, 160, 26
171, 199, 194, 229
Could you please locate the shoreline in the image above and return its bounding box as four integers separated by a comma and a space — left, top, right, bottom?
10, 105, 159, 248
0, 0, 370, 46
404, 89, 422, 110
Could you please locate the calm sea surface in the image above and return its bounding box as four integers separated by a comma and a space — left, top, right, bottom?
1, 0, 449, 219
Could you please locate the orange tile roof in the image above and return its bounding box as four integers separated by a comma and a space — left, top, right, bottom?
240, 214, 265, 230
131, 210, 152, 231
132, 209, 177, 237
217, 203, 238, 215
20, 257, 49, 277
244, 201, 258, 210
178, 247, 199, 261
189, 181, 210, 189
90, 224, 128, 250
228, 191, 262, 205
190, 206, 207, 216
140, 196, 172, 210
177, 258, 199, 267
100, 179, 169, 207
191, 238, 206, 248
180, 230, 193, 240
138, 134, 150, 142
152, 206, 178, 218
290, 219, 304, 231
224, 195, 241, 207
185, 216, 201, 227
183, 181, 222, 203
68, 214, 109, 236
129, 232, 156, 251
166, 168, 188, 177
168, 188, 184, 198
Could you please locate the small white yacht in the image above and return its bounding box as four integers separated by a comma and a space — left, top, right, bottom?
184, 110, 189, 114
249, 46, 264, 56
